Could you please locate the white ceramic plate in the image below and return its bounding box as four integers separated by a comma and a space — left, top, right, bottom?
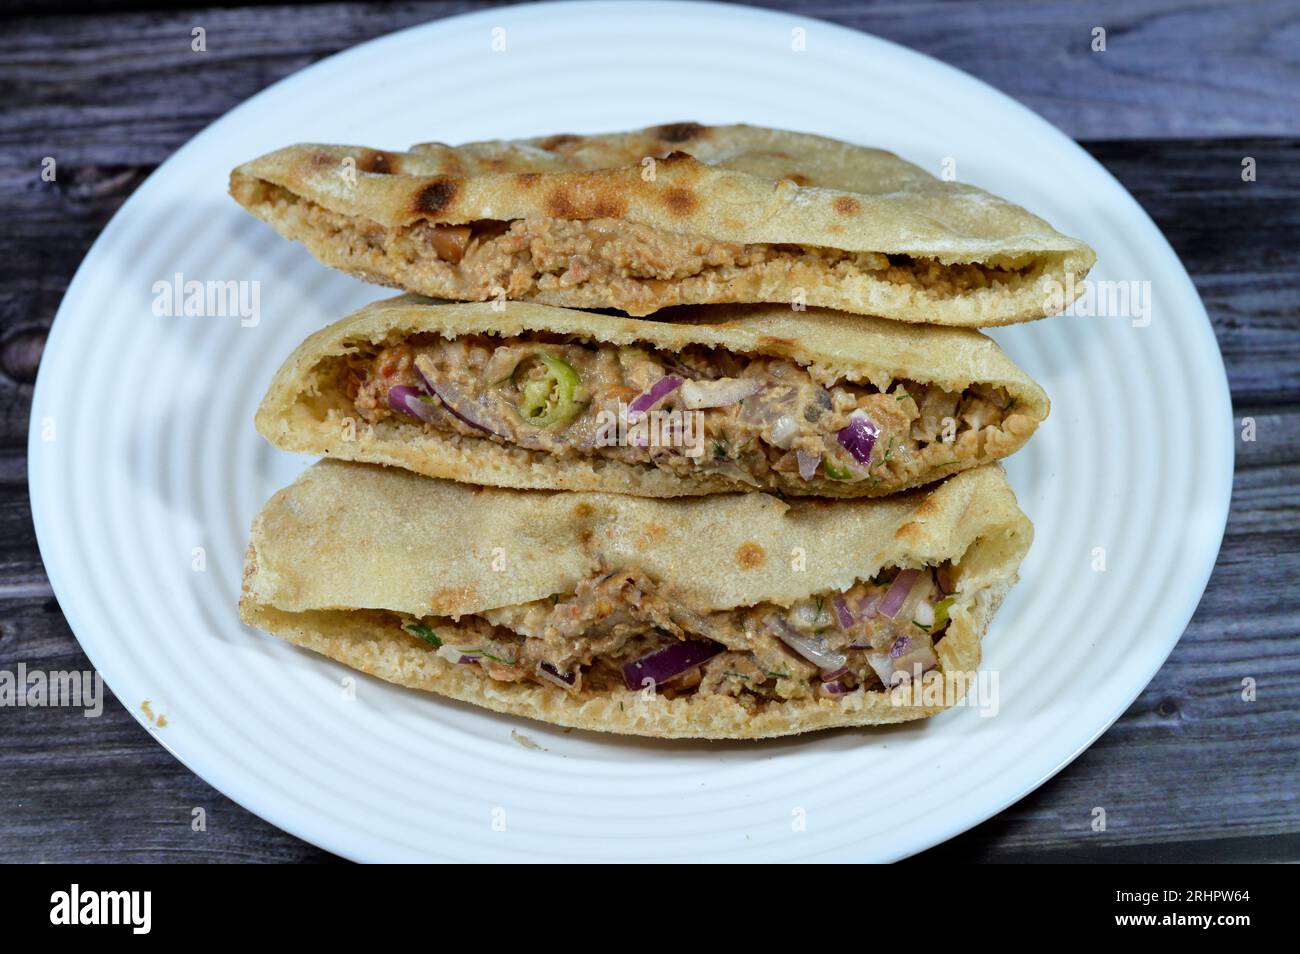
29, 1, 1232, 862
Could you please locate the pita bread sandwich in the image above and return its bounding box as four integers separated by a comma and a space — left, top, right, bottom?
229, 122, 1094, 324
240, 460, 1031, 738
255, 295, 1048, 498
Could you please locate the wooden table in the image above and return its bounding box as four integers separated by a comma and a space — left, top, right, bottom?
2, 0, 1296, 863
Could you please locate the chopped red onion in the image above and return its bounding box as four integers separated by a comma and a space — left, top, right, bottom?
833, 593, 856, 630
913, 600, 935, 628
878, 568, 920, 619
629, 375, 682, 414
622, 640, 721, 689
820, 665, 849, 683
890, 635, 938, 681
866, 653, 896, 686
437, 645, 480, 665
387, 384, 420, 414
796, 449, 821, 480
537, 662, 578, 690
858, 592, 881, 620
680, 377, 761, 409
387, 385, 440, 423
836, 410, 880, 466
769, 415, 799, 449
770, 616, 847, 672
416, 367, 512, 439
820, 680, 851, 697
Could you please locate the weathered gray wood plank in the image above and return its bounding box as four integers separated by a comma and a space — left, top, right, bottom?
0, 0, 1297, 167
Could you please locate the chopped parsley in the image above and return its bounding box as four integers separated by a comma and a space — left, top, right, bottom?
402, 622, 442, 647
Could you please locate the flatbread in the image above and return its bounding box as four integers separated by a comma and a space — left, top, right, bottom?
229, 122, 1094, 323
240, 460, 1032, 738
255, 294, 1049, 498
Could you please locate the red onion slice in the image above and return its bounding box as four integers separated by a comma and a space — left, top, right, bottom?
836, 410, 880, 466
679, 377, 761, 409
889, 635, 939, 681
769, 616, 847, 672
833, 593, 856, 630
796, 449, 821, 480
820, 665, 849, 683
622, 640, 721, 689
913, 600, 935, 628
437, 645, 481, 665
878, 568, 920, 619
415, 363, 512, 439
866, 653, 896, 686
388, 385, 440, 423
629, 375, 682, 414
769, 415, 799, 449
537, 662, 578, 690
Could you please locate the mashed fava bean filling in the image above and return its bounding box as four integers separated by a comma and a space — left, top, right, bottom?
397, 565, 957, 703
239, 181, 1046, 315
343, 332, 1017, 492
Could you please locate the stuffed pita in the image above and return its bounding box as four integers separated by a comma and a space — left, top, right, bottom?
241, 460, 1031, 738
230, 122, 1094, 324
255, 295, 1048, 498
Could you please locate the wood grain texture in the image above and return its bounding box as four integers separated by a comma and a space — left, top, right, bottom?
0, 1, 1296, 863
0, 0, 1297, 160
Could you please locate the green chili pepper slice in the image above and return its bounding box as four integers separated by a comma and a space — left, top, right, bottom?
931, 596, 956, 631
517, 353, 585, 429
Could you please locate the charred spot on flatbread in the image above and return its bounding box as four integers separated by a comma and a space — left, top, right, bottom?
662, 187, 698, 217
412, 178, 458, 216
546, 186, 627, 220
653, 122, 706, 143
539, 133, 582, 151
358, 150, 394, 174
